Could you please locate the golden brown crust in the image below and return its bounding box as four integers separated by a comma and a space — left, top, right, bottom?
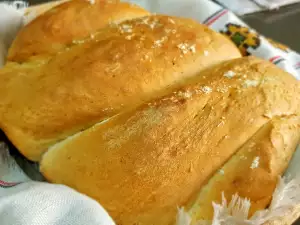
8, 0, 150, 62
187, 116, 300, 222
40, 57, 300, 225
2, 1, 299, 223
0, 15, 241, 161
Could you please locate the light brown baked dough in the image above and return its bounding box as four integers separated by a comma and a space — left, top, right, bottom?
40, 57, 300, 225
0, 14, 241, 161
1, 1, 299, 224
187, 116, 300, 222
8, 0, 150, 62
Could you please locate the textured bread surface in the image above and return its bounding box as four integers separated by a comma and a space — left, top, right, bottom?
8, 0, 150, 62
1, 1, 299, 224
187, 116, 300, 222
0, 13, 241, 161
40, 57, 300, 225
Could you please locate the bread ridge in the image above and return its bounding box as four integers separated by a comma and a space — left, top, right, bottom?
187, 115, 300, 222
40, 56, 300, 225
8, 0, 150, 62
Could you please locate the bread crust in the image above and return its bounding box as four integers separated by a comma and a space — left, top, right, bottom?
8, 0, 150, 62
1, 1, 299, 224
40, 57, 300, 225
0, 14, 241, 161
187, 116, 300, 222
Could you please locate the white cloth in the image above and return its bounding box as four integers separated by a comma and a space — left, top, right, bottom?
0, 3, 24, 66
0, 144, 115, 225
0, 1, 300, 225
0, 182, 115, 225
216, 0, 300, 15
254, 0, 300, 9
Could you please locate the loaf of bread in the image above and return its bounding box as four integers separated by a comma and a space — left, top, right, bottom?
1, 0, 299, 225
0, 2, 241, 161
40, 56, 300, 224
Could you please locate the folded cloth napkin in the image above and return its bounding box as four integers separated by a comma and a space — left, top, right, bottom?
254, 0, 300, 9
0, 3, 24, 66
0, 182, 116, 225
0, 143, 116, 225
216, 0, 300, 15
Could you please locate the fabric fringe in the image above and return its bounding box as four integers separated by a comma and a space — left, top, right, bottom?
0, 1, 28, 10
0, 142, 31, 182
176, 176, 300, 225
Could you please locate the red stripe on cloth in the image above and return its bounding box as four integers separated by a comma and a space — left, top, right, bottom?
294, 61, 300, 67
205, 10, 228, 26
0, 180, 19, 186
269, 56, 281, 63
